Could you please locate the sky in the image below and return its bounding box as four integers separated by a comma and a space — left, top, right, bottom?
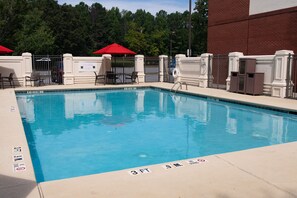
58, 0, 195, 15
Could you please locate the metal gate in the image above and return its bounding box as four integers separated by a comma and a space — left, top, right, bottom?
208, 54, 229, 89
32, 55, 63, 85
144, 57, 159, 82
111, 56, 135, 83
286, 54, 297, 99
167, 57, 175, 83
161, 56, 175, 83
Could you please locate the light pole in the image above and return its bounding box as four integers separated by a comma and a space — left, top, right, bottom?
170, 31, 175, 59
188, 0, 192, 57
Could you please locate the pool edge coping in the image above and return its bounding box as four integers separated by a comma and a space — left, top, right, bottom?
2, 82, 297, 197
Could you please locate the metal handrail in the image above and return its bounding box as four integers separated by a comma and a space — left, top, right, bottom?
170, 81, 188, 92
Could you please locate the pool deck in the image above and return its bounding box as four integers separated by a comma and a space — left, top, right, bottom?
1, 82, 297, 198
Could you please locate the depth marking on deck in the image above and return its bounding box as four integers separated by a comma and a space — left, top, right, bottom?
162, 162, 184, 170
128, 168, 152, 176
13, 146, 22, 153
128, 158, 208, 176
12, 146, 27, 172
10, 106, 15, 112
13, 163, 26, 172
13, 154, 24, 162
186, 158, 208, 165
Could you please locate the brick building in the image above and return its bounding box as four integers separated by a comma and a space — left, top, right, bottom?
207, 0, 297, 55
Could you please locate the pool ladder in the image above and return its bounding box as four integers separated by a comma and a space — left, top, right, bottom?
170, 81, 188, 92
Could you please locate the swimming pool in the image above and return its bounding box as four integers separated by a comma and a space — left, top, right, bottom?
16, 88, 297, 182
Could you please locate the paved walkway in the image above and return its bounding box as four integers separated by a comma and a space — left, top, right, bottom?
1, 83, 297, 198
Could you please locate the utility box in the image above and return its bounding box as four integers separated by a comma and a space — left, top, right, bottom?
237, 75, 246, 93
229, 58, 264, 95
246, 73, 264, 95
239, 58, 256, 74
230, 72, 238, 92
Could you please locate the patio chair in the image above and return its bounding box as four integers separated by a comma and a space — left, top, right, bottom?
25, 72, 44, 87
125, 71, 139, 84
2, 73, 15, 88
94, 71, 106, 85
105, 71, 119, 84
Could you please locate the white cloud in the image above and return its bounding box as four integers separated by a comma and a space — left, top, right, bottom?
58, 0, 193, 14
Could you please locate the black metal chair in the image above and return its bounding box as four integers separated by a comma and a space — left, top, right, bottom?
25, 72, 44, 86
94, 71, 106, 85
125, 71, 139, 84
105, 71, 118, 84
2, 73, 15, 88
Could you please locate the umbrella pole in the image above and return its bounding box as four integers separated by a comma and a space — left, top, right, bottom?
122, 57, 125, 83
115, 57, 117, 84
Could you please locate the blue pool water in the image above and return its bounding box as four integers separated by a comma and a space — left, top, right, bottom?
16, 88, 297, 182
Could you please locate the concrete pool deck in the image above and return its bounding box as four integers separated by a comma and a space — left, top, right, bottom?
0, 82, 297, 198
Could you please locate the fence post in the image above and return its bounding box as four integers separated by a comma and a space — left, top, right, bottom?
200, 53, 213, 88
286, 53, 292, 98
159, 55, 168, 82
271, 50, 294, 98
135, 55, 145, 83
226, 52, 244, 91
21, 52, 33, 86
63, 53, 74, 85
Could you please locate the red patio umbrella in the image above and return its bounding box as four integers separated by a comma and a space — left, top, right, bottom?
0, 45, 13, 54
93, 43, 136, 84
93, 43, 136, 55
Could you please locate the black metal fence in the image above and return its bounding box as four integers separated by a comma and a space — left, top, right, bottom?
286, 54, 297, 99
32, 55, 63, 85
208, 54, 229, 89
144, 57, 159, 82
111, 56, 135, 83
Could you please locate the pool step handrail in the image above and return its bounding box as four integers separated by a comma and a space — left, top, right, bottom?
170, 81, 188, 92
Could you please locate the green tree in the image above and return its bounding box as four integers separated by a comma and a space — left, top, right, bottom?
105, 7, 123, 44
167, 11, 189, 56
15, 8, 55, 54
121, 10, 133, 44
193, 0, 208, 55
124, 22, 148, 54
0, 0, 28, 52
54, 3, 93, 55
90, 3, 108, 50
1, 0, 209, 56
133, 9, 155, 34
72, 2, 93, 55
153, 10, 169, 55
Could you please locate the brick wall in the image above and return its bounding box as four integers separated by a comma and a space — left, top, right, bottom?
208, 21, 248, 54
208, 0, 249, 26
208, 0, 297, 55
248, 10, 297, 54
208, 0, 250, 54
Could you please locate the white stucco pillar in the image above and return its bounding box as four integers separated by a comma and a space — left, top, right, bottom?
199, 53, 213, 88
135, 55, 145, 83
175, 54, 186, 82
21, 52, 32, 86
226, 52, 244, 90
271, 50, 294, 98
159, 55, 168, 82
102, 54, 112, 74
63, 53, 74, 85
